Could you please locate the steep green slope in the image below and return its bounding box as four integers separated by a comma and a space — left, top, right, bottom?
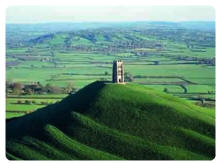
6, 81, 215, 160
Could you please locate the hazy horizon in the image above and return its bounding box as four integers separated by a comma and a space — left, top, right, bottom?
6, 20, 216, 25
6, 6, 215, 24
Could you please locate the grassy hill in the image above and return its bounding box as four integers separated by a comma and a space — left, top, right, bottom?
26, 26, 215, 55
6, 81, 215, 160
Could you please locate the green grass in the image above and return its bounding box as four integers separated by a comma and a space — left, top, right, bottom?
6, 48, 28, 54
6, 103, 41, 111
6, 81, 215, 160
6, 94, 66, 119
186, 85, 215, 94
125, 64, 214, 79
6, 112, 25, 119
167, 47, 215, 59
142, 85, 184, 93
134, 78, 183, 83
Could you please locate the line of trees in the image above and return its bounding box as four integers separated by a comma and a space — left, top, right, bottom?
6, 81, 77, 95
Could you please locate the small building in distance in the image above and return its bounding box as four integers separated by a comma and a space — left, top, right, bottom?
112, 60, 124, 83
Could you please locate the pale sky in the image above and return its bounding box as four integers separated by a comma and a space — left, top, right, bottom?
6, 6, 215, 23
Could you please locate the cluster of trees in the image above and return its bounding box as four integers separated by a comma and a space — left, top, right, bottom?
16, 100, 57, 105
6, 81, 77, 95
175, 56, 215, 66
197, 57, 215, 66
124, 72, 134, 82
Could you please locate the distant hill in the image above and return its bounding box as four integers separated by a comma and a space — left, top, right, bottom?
6, 81, 215, 160
23, 22, 215, 53
178, 21, 215, 31
6, 21, 215, 48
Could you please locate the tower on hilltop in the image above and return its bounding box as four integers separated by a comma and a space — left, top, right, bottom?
112, 60, 124, 83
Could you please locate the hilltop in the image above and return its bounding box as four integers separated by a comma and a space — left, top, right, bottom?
6, 81, 215, 160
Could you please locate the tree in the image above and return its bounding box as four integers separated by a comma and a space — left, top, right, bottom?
51, 86, 62, 94
6, 81, 11, 95
104, 71, 109, 76
25, 100, 31, 105
24, 88, 33, 95
45, 84, 62, 94
201, 98, 205, 105
154, 61, 159, 65
32, 100, 36, 104
17, 100, 22, 104
44, 83, 52, 93
12, 82, 23, 95
163, 88, 168, 93
124, 72, 134, 82
64, 82, 77, 94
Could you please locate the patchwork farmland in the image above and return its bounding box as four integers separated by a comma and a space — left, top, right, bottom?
6, 22, 215, 118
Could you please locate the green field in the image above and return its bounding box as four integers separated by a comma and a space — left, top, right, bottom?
6, 48, 215, 119
6, 94, 67, 118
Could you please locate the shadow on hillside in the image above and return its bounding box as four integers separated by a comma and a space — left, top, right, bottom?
6, 81, 109, 138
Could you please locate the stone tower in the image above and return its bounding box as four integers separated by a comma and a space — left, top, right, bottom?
112, 60, 124, 83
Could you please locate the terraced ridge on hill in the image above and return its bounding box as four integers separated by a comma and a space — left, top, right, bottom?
6, 81, 215, 160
